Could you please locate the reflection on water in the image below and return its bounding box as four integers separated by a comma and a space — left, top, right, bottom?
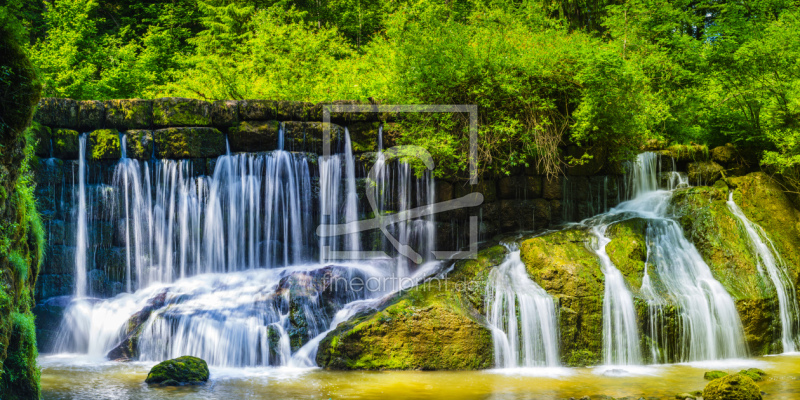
41, 354, 800, 400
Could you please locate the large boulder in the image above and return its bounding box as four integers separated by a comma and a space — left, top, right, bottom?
316, 245, 507, 370
687, 161, 724, 185
702, 374, 762, 400
520, 228, 604, 366
145, 356, 209, 385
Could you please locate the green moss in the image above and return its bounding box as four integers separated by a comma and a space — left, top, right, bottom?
316, 245, 507, 370
89, 129, 120, 160
51, 128, 80, 159
153, 98, 212, 127
145, 356, 209, 385
703, 374, 762, 400
738, 368, 766, 382
0, 312, 40, 398
25, 121, 51, 157
662, 144, 710, 162
606, 218, 648, 292
705, 371, 729, 380
154, 127, 225, 158
105, 99, 153, 130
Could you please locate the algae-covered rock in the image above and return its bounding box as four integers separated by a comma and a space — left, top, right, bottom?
123, 130, 154, 160
145, 356, 209, 385
52, 128, 80, 159
738, 368, 766, 382
152, 97, 212, 127
154, 127, 225, 158
687, 161, 724, 185
104, 99, 153, 130
316, 245, 507, 370
34, 98, 79, 128
26, 121, 51, 157
705, 370, 728, 380
89, 129, 120, 160
239, 99, 279, 121
520, 228, 604, 366
703, 374, 762, 400
712, 144, 737, 165
211, 100, 239, 127
605, 218, 648, 292
78, 100, 104, 130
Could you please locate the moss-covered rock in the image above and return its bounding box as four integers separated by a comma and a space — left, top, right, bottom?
345, 122, 380, 153
145, 356, 209, 385
703, 374, 762, 400
711, 144, 737, 165
211, 100, 239, 127
152, 97, 212, 127
154, 127, 225, 158
89, 129, 120, 160
316, 245, 507, 370
77, 100, 104, 131
33, 98, 79, 128
520, 228, 604, 366
660, 144, 710, 163
671, 173, 800, 355
104, 99, 153, 130
26, 121, 51, 157
123, 130, 154, 160
605, 218, 648, 292
705, 370, 728, 380
738, 368, 766, 382
687, 161, 724, 185
228, 120, 279, 152
52, 129, 80, 159
0, 23, 45, 399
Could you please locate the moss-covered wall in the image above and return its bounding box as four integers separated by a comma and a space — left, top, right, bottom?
0, 24, 45, 399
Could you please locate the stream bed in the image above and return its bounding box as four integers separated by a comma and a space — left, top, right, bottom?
41, 354, 800, 399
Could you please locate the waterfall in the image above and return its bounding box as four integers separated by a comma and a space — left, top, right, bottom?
728, 193, 800, 352
74, 133, 89, 297
343, 128, 360, 253
586, 152, 747, 364
485, 245, 560, 368
590, 223, 642, 365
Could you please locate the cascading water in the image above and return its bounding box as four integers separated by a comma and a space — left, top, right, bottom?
728, 193, 800, 352
74, 133, 89, 298
54, 129, 441, 368
485, 244, 560, 368
585, 152, 747, 364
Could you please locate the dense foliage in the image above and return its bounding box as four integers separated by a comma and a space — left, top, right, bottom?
2, 0, 799, 182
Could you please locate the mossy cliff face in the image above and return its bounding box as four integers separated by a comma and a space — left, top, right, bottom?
0, 24, 45, 399
520, 229, 605, 366
670, 173, 800, 355
315, 245, 507, 370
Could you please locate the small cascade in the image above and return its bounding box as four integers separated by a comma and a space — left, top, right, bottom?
585, 152, 747, 364
728, 193, 800, 352
485, 245, 560, 368
74, 134, 89, 297
343, 128, 360, 253
590, 223, 642, 365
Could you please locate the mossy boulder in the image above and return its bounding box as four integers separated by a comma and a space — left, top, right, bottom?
703, 374, 762, 400
605, 218, 648, 292
152, 97, 212, 127
239, 99, 280, 121
712, 144, 738, 165
687, 161, 724, 185
738, 368, 766, 382
104, 99, 153, 130
316, 245, 507, 370
89, 129, 120, 160
154, 127, 225, 158
211, 100, 239, 127
52, 129, 80, 159
520, 228, 604, 366
145, 356, 209, 385
705, 370, 728, 380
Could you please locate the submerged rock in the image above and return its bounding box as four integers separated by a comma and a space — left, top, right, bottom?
145, 356, 209, 385
704, 370, 728, 380
738, 368, 766, 382
703, 374, 762, 400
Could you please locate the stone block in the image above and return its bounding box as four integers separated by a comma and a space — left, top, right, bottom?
104, 99, 153, 130
153, 97, 212, 127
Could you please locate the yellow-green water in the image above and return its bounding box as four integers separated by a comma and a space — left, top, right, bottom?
41, 354, 800, 399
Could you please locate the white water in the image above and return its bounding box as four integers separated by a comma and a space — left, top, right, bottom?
56, 129, 441, 368
728, 193, 800, 352
486, 245, 560, 367
74, 134, 89, 297
586, 152, 747, 364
